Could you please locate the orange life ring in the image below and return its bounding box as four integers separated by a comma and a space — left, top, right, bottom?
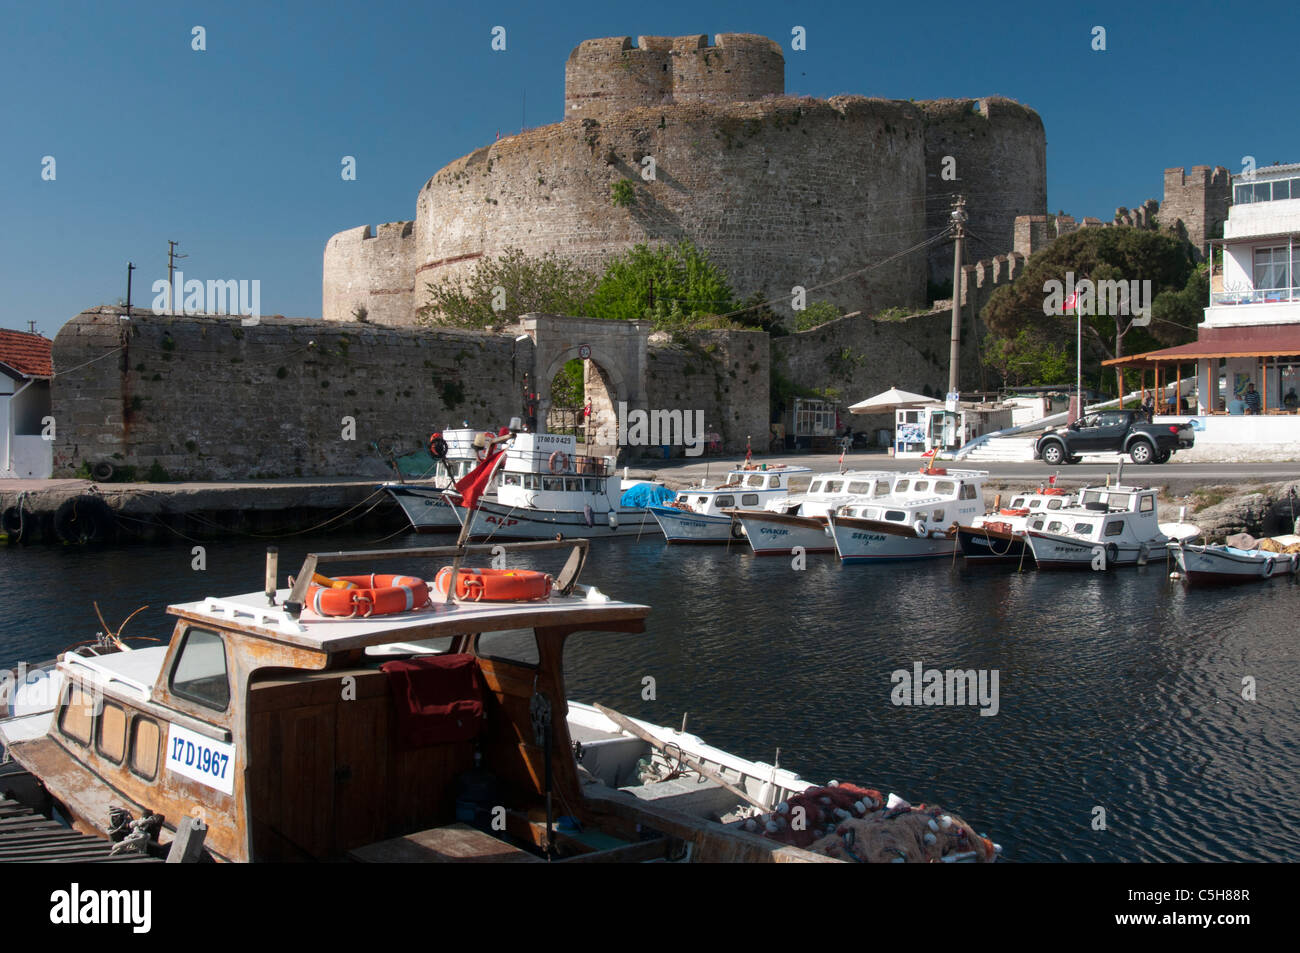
433, 566, 554, 602
307, 574, 429, 618
548, 451, 570, 474
999, 508, 1030, 517
1041, 487, 1068, 496
919, 466, 948, 475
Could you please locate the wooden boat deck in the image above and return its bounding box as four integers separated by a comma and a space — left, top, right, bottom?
0, 795, 160, 863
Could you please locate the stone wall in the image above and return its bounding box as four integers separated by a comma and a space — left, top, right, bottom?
322, 221, 418, 325
1160, 165, 1231, 260
50, 308, 521, 480
771, 309, 983, 431
921, 98, 1047, 283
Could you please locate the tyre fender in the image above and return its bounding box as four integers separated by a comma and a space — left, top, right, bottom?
913, 519, 928, 538
1263, 557, 1276, 579
1105, 542, 1119, 567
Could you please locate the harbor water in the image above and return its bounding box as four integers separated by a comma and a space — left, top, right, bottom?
2, 530, 1297, 863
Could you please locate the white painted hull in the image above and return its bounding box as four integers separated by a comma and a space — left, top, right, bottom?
648, 507, 742, 544
1171, 543, 1299, 584
385, 484, 481, 533
459, 500, 662, 540
1027, 531, 1161, 571
829, 517, 956, 562
734, 511, 834, 555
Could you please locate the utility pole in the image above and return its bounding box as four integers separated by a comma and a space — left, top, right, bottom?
947, 195, 967, 398
126, 262, 135, 318
648, 277, 655, 313
167, 240, 188, 314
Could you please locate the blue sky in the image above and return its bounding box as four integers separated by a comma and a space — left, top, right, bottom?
2, 0, 1296, 336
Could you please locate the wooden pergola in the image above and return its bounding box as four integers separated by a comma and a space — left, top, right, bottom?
1104, 327, 1300, 414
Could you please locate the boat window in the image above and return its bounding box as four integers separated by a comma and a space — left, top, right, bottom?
1048, 499, 1063, 510
847, 481, 869, 494
1104, 521, 1124, 537
170, 627, 231, 712
96, 701, 127, 765
129, 716, 161, 781
960, 484, 977, 500
767, 476, 780, 489
1013, 497, 1027, 508
1028, 499, 1041, 508
59, 682, 97, 746
741, 494, 759, 506
914, 481, 929, 492
586, 478, 604, 493
809, 480, 823, 493
932, 509, 945, 523
525, 475, 541, 490
1082, 490, 1102, 505
825, 481, 843, 493
894, 480, 910, 493
715, 495, 735, 508
565, 478, 582, 492
696, 497, 709, 507
936, 481, 954, 495
502, 473, 522, 487
1047, 520, 1064, 533
874, 482, 890, 497
1110, 494, 1132, 511
746, 474, 765, 488
1139, 495, 1154, 512
1030, 518, 1044, 530
884, 510, 906, 522
543, 477, 563, 491
1074, 523, 1092, 535
475, 628, 539, 667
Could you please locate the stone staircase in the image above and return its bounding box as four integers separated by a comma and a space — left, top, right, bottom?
961, 436, 1039, 462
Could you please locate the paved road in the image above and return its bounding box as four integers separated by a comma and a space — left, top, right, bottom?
643, 452, 1300, 492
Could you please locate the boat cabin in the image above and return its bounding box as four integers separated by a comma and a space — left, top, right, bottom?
0, 541, 823, 863
672, 465, 812, 517
497, 432, 619, 511
840, 470, 986, 529
1024, 485, 1161, 543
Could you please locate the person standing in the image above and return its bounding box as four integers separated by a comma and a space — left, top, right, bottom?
1244, 382, 1262, 415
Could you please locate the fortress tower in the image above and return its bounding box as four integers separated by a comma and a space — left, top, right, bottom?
323, 34, 1047, 326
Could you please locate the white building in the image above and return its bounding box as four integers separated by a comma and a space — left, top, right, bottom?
1, 329, 53, 479
1108, 163, 1300, 460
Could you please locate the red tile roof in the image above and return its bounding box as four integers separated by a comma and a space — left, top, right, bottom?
0, 329, 53, 379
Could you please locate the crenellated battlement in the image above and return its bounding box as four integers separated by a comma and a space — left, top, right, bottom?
564, 33, 784, 118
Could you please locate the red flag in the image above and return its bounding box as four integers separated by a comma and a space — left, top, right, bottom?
449, 446, 507, 511
1063, 289, 1080, 312
1048, 473, 1056, 486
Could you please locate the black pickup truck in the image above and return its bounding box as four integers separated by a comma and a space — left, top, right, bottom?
1034, 410, 1195, 465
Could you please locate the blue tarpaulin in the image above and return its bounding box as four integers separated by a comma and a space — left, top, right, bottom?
620, 482, 676, 507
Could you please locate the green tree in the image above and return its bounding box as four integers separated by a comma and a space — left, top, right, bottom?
417, 247, 596, 329
551, 358, 584, 407
587, 240, 738, 330
980, 326, 1073, 387
982, 227, 1198, 396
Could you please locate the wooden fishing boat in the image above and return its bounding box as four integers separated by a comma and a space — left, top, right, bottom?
828, 469, 989, 563
0, 540, 997, 863
954, 484, 1078, 565
1024, 484, 1187, 570
648, 465, 812, 544
1169, 535, 1300, 585
731, 470, 896, 556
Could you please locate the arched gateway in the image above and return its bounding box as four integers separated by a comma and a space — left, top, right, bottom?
517, 314, 650, 458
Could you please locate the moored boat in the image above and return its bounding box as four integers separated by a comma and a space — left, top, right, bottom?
955, 483, 1078, 565
1169, 535, 1300, 585
384, 427, 497, 533
828, 468, 989, 563
732, 470, 896, 556
1024, 484, 1182, 570
648, 465, 812, 544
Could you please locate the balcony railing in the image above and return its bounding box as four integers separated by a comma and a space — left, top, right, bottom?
1210, 288, 1300, 306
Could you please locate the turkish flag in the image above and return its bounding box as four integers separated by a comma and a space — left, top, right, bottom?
449, 447, 507, 511
1063, 289, 1081, 312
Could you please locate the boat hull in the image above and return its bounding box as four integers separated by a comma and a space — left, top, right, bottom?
830, 516, 956, 563
647, 507, 742, 544
1171, 543, 1299, 585
460, 500, 662, 540
955, 525, 1031, 564
733, 511, 834, 555
384, 484, 467, 533
1027, 531, 1161, 571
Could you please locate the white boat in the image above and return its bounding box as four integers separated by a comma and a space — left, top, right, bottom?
1025, 484, 1173, 570
732, 471, 897, 556
648, 465, 812, 543
384, 428, 494, 533
828, 469, 989, 563
452, 432, 664, 540
954, 484, 1079, 565
1169, 535, 1300, 585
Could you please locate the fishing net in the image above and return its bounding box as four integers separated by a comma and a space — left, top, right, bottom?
737, 782, 997, 862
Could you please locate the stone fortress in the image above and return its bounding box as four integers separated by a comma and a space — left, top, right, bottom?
323, 33, 1049, 327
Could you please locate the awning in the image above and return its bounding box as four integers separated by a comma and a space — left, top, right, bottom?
848, 387, 938, 414
1104, 324, 1300, 368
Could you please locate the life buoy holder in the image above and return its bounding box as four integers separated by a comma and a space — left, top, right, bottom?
433, 566, 554, 602
999, 508, 1030, 517
549, 451, 570, 474
307, 574, 429, 618
429, 433, 448, 459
